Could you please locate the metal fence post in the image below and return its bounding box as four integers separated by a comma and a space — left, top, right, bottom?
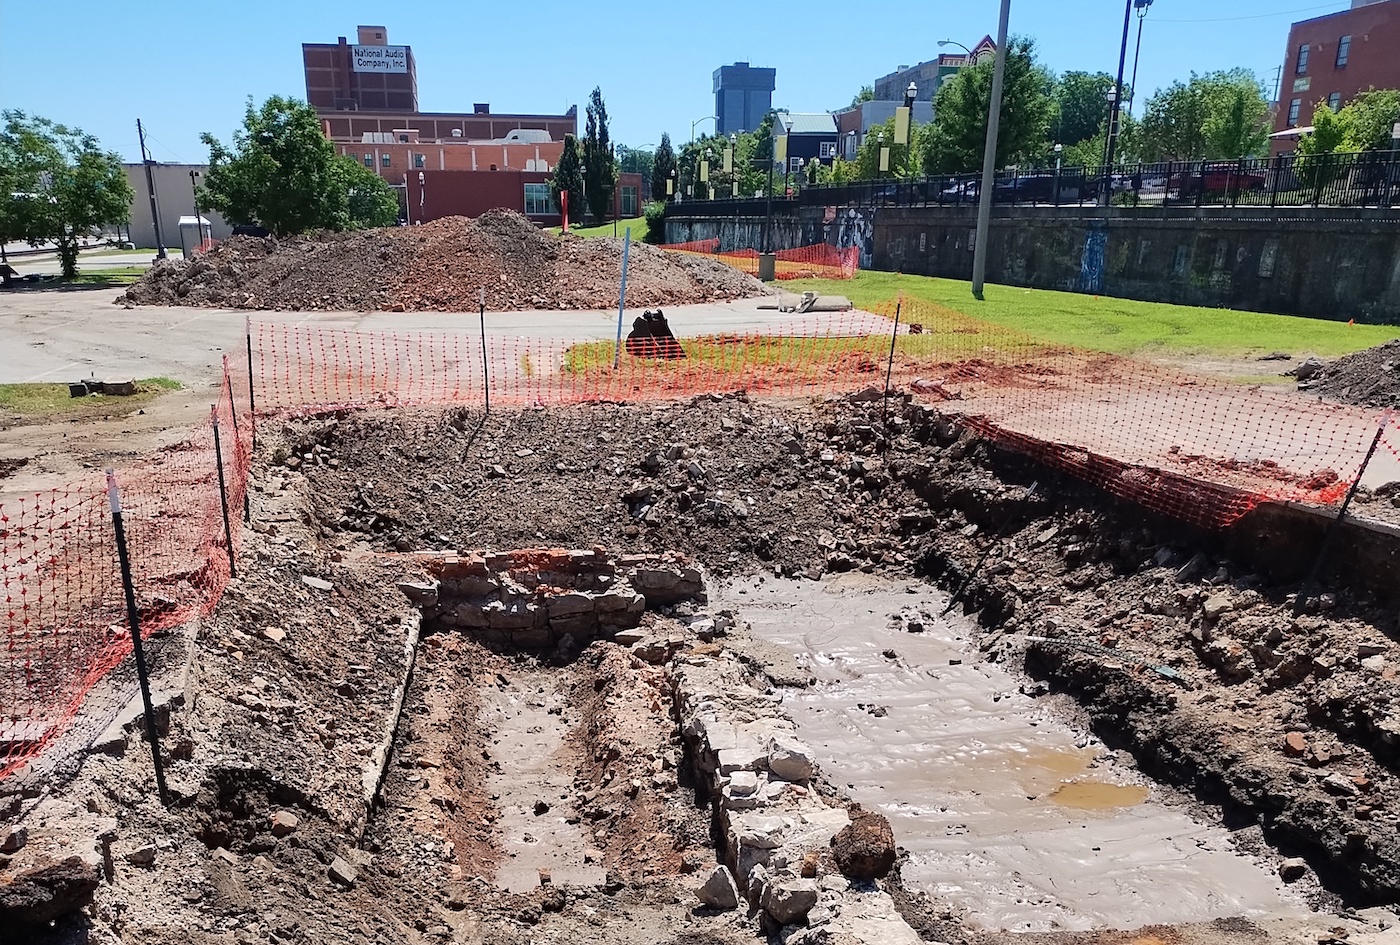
244, 315, 257, 452
210, 406, 237, 579
479, 287, 490, 414
1195, 160, 1205, 209
106, 469, 170, 806
881, 297, 902, 427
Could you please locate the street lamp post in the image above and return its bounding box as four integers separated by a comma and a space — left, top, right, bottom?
690, 115, 716, 147
1100, 86, 1118, 204
188, 169, 204, 251
1127, 0, 1154, 114
1387, 121, 1400, 207
1053, 143, 1063, 206
1101, 0, 1135, 206
971, 0, 1012, 301
937, 39, 973, 57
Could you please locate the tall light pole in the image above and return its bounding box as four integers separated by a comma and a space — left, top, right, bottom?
690, 115, 716, 147
188, 169, 204, 250
1102, 0, 1135, 205
1127, 0, 1154, 115
971, 0, 1012, 301
937, 39, 973, 57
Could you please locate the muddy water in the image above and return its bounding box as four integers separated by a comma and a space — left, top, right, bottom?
720, 574, 1305, 932
478, 672, 606, 893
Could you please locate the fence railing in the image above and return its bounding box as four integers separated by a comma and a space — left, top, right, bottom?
666, 149, 1400, 217
658, 240, 860, 280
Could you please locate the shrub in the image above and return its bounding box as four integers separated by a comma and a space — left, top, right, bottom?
643, 200, 668, 244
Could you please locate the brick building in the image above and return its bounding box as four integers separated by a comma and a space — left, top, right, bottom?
303, 25, 578, 220
405, 171, 645, 227
1272, 0, 1400, 153
872, 36, 995, 104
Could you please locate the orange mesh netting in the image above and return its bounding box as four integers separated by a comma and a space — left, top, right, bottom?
1, 363, 251, 781
658, 240, 860, 280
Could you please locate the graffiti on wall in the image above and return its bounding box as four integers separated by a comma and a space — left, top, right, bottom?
1078, 222, 1107, 294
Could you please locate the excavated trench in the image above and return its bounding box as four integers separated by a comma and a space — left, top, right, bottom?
279, 395, 1400, 935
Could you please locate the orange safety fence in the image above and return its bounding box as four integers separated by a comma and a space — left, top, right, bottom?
9, 293, 1400, 783
1, 360, 251, 782
659, 241, 860, 280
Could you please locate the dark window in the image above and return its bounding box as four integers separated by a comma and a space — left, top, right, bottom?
1287, 98, 1302, 126
1296, 43, 1309, 75
381, 154, 391, 168
620, 185, 638, 216
363, 153, 373, 167
398, 133, 409, 143
1336, 35, 1351, 66
1327, 92, 1342, 110
413, 153, 425, 168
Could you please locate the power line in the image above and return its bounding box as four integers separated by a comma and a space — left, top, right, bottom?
1153, 2, 1346, 24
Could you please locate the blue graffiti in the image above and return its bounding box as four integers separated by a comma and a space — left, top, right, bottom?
1078, 223, 1107, 293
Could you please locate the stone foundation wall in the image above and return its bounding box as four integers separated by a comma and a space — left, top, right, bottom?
407, 549, 706, 649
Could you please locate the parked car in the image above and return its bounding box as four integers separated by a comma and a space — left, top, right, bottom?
1170, 163, 1267, 198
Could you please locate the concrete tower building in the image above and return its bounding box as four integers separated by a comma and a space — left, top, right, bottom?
713, 62, 777, 135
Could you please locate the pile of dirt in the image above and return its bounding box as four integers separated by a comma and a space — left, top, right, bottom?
1301, 339, 1400, 407
118, 210, 768, 312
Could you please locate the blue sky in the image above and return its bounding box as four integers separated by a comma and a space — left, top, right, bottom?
2, 0, 1347, 163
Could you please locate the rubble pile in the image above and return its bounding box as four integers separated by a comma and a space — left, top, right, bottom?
1301, 338, 1400, 408
119, 210, 768, 312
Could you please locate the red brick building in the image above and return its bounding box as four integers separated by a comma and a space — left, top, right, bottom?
303, 25, 419, 113
1272, 0, 1400, 153
405, 171, 645, 227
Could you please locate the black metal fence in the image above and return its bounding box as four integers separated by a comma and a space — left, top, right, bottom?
669, 149, 1400, 217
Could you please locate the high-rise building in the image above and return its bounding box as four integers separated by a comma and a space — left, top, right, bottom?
713, 62, 777, 135
1271, 0, 1400, 153
302, 25, 419, 113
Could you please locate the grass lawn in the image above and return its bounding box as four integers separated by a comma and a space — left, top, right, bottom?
0, 377, 181, 421
551, 217, 651, 243
781, 271, 1399, 360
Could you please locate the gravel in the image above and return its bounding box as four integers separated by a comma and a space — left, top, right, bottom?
119, 210, 769, 313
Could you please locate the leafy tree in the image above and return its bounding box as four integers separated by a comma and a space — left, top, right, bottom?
1203, 82, 1271, 158
1052, 71, 1117, 148
1294, 103, 1352, 187
0, 110, 132, 276
855, 116, 923, 179
851, 85, 875, 107
583, 87, 617, 224
334, 156, 399, 228
1336, 89, 1400, 151
921, 36, 1054, 174
617, 144, 654, 182
201, 96, 398, 236
550, 134, 585, 224
652, 133, 677, 202
1059, 113, 1142, 168
1138, 70, 1269, 161
815, 157, 860, 185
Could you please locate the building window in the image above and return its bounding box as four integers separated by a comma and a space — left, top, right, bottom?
620, 185, 638, 217
788, 156, 804, 174
523, 182, 553, 216
414, 153, 426, 168
819, 141, 836, 159
381, 154, 391, 167
1327, 92, 1342, 110
398, 134, 409, 143
363, 153, 374, 167
1336, 35, 1351, 67
1295, 43, 1309, 75
1287, 98, 1302, 126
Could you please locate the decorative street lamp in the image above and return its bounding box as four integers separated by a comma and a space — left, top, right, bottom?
1053, 142, 1063, 206
1127, 0, 1155, 115
1102, 0, 1135, 205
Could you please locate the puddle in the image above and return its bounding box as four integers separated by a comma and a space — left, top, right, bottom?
478, 672, 605, 893
721, 574, 1305, 932
1048, 781, 1150, 810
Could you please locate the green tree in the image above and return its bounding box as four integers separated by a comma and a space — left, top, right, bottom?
652, 133, 677, 202
334, 155, 399, 228
1203, 82, 1271, 158
921, 36, 1054, 174
1052, 71, 1117, 147
1294, 103, 1353, 187
0, 110, 133, 276
550, 134, 585, 224
1337, 89, 1400, 151
1139, 70, 1269, 161
201, 96, 397, 236
617, 144, 654, 182
855, 116, 923, 179
582, 87, 616, 224
851, 85, 875, 107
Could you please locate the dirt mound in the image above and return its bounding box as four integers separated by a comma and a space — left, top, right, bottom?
119, 210, 768, 312
1303, 339, 1400, 407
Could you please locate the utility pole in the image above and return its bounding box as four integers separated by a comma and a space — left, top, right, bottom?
137, 120, 167, 259
971, 0, 1012, 300
1101, 0, 1134, 205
